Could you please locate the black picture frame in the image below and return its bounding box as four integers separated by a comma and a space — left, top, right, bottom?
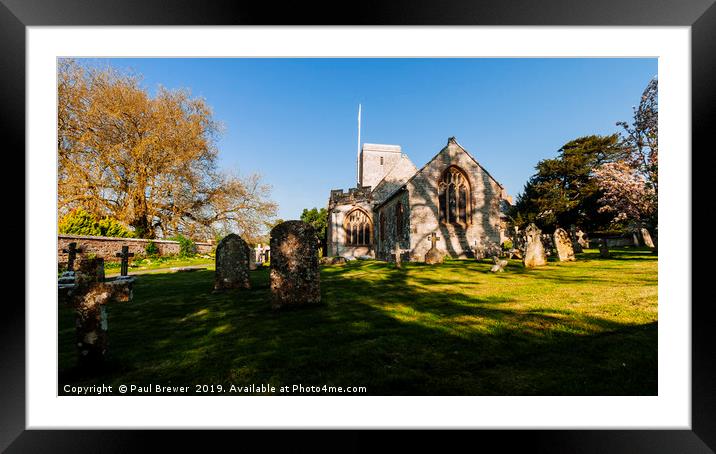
3, 0, 712, 451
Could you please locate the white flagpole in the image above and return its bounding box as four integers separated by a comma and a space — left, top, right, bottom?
357, 104, 361, 187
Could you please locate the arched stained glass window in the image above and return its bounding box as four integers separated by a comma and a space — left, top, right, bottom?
438, 166, 471, 225
344, 209, 373, 246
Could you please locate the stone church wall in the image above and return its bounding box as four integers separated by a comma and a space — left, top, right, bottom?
326, 200, 375, 259
375, 191, 410, 261
405, 141, 504, 261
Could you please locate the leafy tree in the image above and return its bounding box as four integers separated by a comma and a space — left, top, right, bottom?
145, 240, 159, 258
171, 234, 196, 258
511, 135, 625, 231
59, 207, 135, 238
593, 77, 658, 231
58, 59, 277, 240
300, 208, 328, 241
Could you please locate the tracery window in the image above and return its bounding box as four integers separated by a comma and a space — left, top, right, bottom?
438, 166, 471, 225
344, 209, 373, 246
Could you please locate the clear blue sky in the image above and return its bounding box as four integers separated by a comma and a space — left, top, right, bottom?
79, 58, 657, 220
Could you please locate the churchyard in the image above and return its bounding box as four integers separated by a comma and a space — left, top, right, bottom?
55, 59, 659, 397
59, 245, 657, 396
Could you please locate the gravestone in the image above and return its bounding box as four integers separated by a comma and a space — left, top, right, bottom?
214, 233, 251, 291
393, 243, 410, 269
470, 241, 485, 261
270, 221, 321, 309
553, 228, 576, 262
599, 238, 610, 258
115, 245, 134, 276
523, 223, 547, 268
58, 257, 135, 368
424, 232, 445, 264
490, 256, 509, 273
569, 225, 583, 253
507, 248, 522, 260
632, 231, 641, 247
640, 228, 655, 248
77, 256, 105, 281
576, 229, 589, 249
61, 241, 83, 271
320, 256, 347, 266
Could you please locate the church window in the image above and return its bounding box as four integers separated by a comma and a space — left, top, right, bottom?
439, 166, 471, 225
344, 209, 373, 246
395, 202, 403, 234
379, 212, 385, 242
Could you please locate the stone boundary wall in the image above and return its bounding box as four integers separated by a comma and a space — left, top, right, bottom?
588, 235, 639, 248
58, 234, 214, 263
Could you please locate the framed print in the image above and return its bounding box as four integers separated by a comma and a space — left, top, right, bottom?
4, 0, 714, 451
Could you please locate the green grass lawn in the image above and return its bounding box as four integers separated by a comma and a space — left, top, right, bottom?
59, 247, 657, 395
104, 255, 215, 274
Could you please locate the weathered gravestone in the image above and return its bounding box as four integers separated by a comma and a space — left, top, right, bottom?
523, 223, 547, 268
270, 221, 321, 309
392, 243, 410, 269
541, 233, 556, 257
553, 228, 576, 262
490, 256, 509, 273
214, 233, 251, 291
569, 225, 583, 253
599, 238, 610, 258
320, 256, 347, 266
576, 229, 589, 249
424, 232, 446, 264
115, 245, 134, 276
58, 257, 135, 369
640, 227, 655, 248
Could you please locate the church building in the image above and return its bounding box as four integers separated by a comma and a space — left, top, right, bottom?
326, 137, 511, 262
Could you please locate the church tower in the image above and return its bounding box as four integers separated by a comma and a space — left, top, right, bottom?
359, 143, 403, 189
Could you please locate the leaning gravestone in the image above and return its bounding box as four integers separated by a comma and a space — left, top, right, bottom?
523, 223, 547, 268
599, 238, 610, 258
270, 221, 320, 309
640, 228, 655, 248
214, 233, 251, 291
553, 228, 576, 262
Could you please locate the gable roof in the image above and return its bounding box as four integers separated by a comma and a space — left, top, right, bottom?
374, 137, 505, 209
370, 153, 418, 203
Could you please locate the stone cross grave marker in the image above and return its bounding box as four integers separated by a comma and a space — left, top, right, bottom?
424, 232, 445, 264
393, 243, 410, 269
523, 223, 547, 268
58, 257, 135, 369
490, 256, 509, 272
115, 245, 135, 276
62, 241, 83, 271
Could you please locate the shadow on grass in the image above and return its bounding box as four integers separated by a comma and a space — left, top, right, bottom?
59, 257, 657, 396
